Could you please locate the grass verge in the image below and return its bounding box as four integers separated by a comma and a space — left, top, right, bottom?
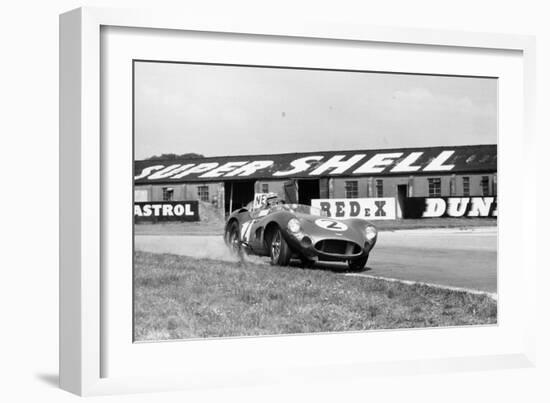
134, 251, 497, 341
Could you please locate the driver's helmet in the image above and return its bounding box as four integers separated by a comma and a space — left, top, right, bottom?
263, 192, 283, 208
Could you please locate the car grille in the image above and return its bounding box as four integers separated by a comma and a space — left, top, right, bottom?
314, 239, 361, 256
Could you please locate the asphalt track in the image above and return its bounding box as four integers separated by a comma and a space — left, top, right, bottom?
134, 227, 497, 293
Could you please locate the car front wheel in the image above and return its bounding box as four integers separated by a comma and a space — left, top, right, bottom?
347, 254, 368, 271
269, 228, 291, 266
300, 257, 315, 268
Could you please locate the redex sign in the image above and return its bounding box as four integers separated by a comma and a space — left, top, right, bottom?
134, 201, 200, 223
311, 198, 396, 220
403, 197, 497, 218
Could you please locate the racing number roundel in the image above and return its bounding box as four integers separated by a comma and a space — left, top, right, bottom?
314, 219, 348, 231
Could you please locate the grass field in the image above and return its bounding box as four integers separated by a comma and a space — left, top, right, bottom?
134, 217, 497, 236
134, 251, 497, 341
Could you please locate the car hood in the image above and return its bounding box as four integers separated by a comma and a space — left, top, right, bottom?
294, 213, 371, 244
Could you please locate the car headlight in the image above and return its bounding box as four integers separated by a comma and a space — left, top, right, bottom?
287, 218, 302, 233
365, 225, 377, 241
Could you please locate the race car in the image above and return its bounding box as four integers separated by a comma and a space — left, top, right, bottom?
223, 193, 377, 270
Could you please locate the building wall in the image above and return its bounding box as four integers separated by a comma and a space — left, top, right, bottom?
254, 179, 287, 199
135, 173, 497, 204
331, 173, 496, 198
458, 173, 497, 196
135, 182, 225, 205
332, 177, 370, 198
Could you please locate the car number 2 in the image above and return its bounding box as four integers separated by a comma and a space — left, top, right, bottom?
314, 219, 348, 231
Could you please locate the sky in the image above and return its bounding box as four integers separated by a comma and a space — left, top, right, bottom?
134, 61, 497, 160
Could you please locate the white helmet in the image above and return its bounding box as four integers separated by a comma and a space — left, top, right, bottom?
264, 192, 282, 207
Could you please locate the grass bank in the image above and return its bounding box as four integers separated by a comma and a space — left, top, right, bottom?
134, 251, 497, 341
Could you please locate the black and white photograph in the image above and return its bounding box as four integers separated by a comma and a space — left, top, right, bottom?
132, 60, 498, 341
5, 0, 547, 399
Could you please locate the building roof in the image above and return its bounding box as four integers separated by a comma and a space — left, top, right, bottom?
134, 144, 497, 184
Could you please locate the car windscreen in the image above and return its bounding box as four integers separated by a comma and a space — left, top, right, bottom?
276, 204, 325, 216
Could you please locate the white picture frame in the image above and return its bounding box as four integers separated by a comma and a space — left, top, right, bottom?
59, 7, 537, 396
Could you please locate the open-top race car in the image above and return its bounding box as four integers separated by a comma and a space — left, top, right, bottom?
224, 193, 377, 270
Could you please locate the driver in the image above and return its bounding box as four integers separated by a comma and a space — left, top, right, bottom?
261, 192, 284, 209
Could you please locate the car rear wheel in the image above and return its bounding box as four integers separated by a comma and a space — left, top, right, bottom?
226, 222, 243, 259
269, 228, 291, 266
347, 254, 368, 271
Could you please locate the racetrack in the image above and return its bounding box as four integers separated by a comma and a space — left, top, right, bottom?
134, 227, 497, 293
363, 228, 496, 293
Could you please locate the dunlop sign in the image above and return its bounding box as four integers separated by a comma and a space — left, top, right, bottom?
134, 201, 200, 223
403, 197, 497, 218
311, 198, 396, 220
